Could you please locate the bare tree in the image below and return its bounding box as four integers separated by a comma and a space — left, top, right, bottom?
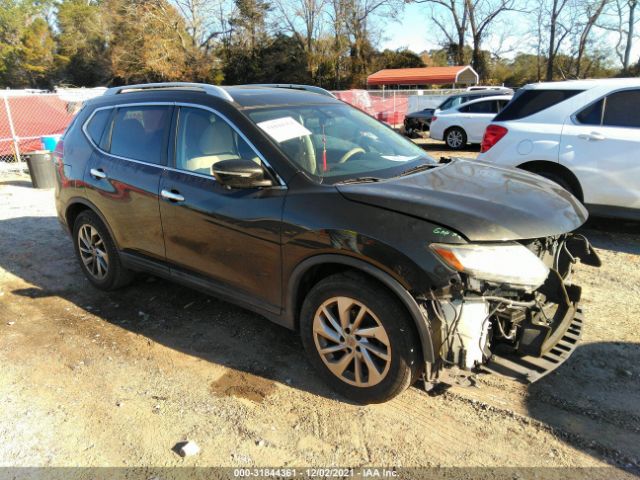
272, 0, 328, 80
413, 0, 468, 65
331, 0, 403, 84
545, 0, 573, 80
464, 0, 516, 79
623, 0, 638, 70
603, 0, 638, 71
173, 0, 233, 53
573, 0, 609, 77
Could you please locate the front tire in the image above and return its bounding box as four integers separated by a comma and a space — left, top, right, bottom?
73, 210, 133, 290
300, 273, 421, 404
445, 127, 467, 150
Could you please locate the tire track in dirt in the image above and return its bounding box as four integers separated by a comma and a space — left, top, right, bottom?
445, 382, 640, 470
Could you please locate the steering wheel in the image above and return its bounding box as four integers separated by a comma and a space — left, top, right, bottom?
338, 147, 366, 164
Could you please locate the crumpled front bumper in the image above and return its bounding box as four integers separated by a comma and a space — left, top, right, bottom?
482, 235, 600, 383
483, 305, 584, 383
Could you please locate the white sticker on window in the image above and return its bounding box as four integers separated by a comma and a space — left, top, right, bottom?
381, 155, 419, 162
257, 117, 312, 143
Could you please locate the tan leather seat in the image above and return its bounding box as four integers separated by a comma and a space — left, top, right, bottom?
185, 121, 240, 173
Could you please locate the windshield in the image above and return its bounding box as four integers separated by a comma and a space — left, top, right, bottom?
245, 104, 435, 184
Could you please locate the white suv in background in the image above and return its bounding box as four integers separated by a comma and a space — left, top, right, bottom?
478, 78, 640, 220
430, 95, 512, 149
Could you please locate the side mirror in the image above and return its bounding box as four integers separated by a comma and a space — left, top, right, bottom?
211, 159, 274, 189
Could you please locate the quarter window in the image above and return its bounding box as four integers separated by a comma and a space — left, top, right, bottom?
86, 109, 111, 145
460, 100, 497, 114
109, 106, 172, 164
175, 107, 260, 176
603, 90, 640, 128
575, 99, 604, 125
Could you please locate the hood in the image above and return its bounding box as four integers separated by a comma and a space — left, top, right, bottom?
406, 109, 434, 119
336, 158, 588, 242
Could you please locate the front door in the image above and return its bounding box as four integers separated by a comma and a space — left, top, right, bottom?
159, 105, 286, 312
560, 88, 640, 209
84, 104, 173, 261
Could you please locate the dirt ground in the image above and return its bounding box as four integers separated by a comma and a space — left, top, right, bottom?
1, 142, 640, 475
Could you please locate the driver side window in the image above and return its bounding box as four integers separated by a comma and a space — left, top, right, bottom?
175, 107, 259, 176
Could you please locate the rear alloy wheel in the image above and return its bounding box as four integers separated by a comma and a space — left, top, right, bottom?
73, 210, 133, 290
78, 224, 109, 281
445, 127, 467, 150
300, 273, 421, 404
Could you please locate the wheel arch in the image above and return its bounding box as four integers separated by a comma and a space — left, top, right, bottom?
517, 160, 584, 202
444, 125, 466, 135
286, 254, 436, 364
65, 198, 120, 250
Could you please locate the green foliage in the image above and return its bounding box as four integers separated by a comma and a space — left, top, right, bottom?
56, 0, 110, 86
223, 33, 311, 84
0, 0, 634, 90
489, 52, 617, 87
0, 0, 52, 87
374, 49, 425, 70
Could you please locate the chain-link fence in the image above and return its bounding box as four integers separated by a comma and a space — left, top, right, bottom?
0, 87, 463, 175
333, 88, 465, 128
0, 89, 105, 174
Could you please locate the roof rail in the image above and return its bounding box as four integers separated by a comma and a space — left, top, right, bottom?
103, 82, 234, 102
242, 84, 336, 98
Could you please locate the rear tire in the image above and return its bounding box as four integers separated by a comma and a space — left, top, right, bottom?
73, 210, 134, 291
300, 272, 421, 404
445, 127, 467, 150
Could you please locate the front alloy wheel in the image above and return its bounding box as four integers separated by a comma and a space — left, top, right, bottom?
300, 273, 421, 404
78, 224, 109, 280
313, 297, 391, 387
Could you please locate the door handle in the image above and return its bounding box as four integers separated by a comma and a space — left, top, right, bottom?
578, 131, 606, 141
90, 168, 106, 179
161, 189, 185, 202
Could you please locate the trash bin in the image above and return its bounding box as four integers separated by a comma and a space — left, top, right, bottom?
26, 151, 56, 189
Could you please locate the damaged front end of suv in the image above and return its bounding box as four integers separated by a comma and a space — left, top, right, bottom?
423, 233, 601, 386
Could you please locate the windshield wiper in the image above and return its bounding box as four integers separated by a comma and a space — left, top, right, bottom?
335, 176, 382, 184
397, 163, 437, 177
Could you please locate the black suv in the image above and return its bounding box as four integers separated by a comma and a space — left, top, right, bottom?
54, 82, 599, 403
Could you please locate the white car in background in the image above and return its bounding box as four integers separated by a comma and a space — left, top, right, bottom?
430, 95, 512, 150
478, 78, 640, 220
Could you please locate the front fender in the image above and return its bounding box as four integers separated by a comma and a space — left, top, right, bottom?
286, 253, 436, 364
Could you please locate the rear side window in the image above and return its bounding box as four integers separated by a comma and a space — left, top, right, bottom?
108, 106, 172, 164
603, 90, 640, 128
494, 89, 583, 121
86, 109, 111, 145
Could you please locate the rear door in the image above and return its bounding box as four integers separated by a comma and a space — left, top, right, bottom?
560, 88, 640, 209
158, 105, 286, 313
459, 100, 499, 142
84, 103, 173, 261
